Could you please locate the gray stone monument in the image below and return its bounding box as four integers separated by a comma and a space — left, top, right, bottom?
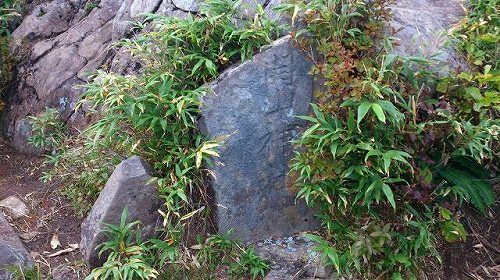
200, 36, 318, 242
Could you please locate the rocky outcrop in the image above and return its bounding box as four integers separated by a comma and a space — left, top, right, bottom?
0, 213, 33, 280
200, 36, 318, 242
0, 0, 283, 154
389, 0, 467, 74
1, 0, 173, 153
80, 156, 161, 268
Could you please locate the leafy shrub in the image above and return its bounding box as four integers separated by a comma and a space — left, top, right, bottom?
0, 0, 20, 108
28, 108, 67, 151
8, 265, 45, 280
194, 231, 269, 279
89, 210, 268, 280
86, 208, 160, 280
453, 0, 499, 68
277, 0, 498, 278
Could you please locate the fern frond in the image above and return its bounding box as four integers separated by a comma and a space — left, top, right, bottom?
449, 155, 489, 179
438, 167, 496, 215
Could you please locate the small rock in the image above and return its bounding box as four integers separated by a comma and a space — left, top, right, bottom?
80, 156, 162, 268
0, 214, 33, 279
0, 196, 30, 220
255, 239, 332, 280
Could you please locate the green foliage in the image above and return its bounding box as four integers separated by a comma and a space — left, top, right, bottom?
453, 0, 499, 68
193, 231, 269, 279
84, 0, 100, 13
46, 0, 280, 215
438, 160, 496, 215
0, 0, 19, 105
86, 208, 160, 280
281, 0, 498, 278
8, 265, 46, 280
0, 0, 18, 36
28, 108, 67, 151
437, 206, 466, 242
89, 211, 268, 280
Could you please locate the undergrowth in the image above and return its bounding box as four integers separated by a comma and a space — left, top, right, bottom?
8, 264, 45, 280
276, 0, 498, 278
32, 0, 278, 278
453, 0, 499, 68
86, 209, 268, 280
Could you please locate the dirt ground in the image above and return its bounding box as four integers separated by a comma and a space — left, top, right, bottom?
0, 138, 86, 279
439, 204, 500, 280
0, 135, 499, 280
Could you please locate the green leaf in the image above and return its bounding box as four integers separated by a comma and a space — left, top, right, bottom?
371, 103, 386, 123
436, 81, 449, 93
381, 183, 396, 209
391, 272, 403, 280
357, 101, 371, 127
302, 123, 321, 138
205, 59, 217, 74
441, 221, 467, 242
438, 206, 452, 220
347, 111, 355, 132
382, 54, 397, 69
464, 87, 482, 100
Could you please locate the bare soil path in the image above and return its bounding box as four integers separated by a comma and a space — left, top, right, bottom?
0, 137, 85, 279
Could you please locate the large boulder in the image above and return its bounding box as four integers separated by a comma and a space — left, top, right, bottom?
389, 0, 467, 74
0, 214, 33, 280
80, 156, 162, 268
200, 36, 318, 242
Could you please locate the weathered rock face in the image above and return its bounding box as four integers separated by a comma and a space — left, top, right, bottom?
389, 0, 467, 74
80, 156, 161, 268
0, 214, 33, 279
1, 0, 174, 153
200, 36, 318, 242
0, 0, 284, 154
